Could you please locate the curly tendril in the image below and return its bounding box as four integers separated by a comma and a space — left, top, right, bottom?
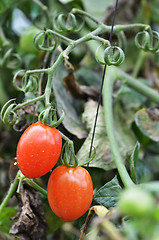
33, 30, 59, 52
1, 99, 20, 125
0, 48, 22, 69
135, 30, 159, 53
13, 70, 39, 93
38, 106, 64, 127
53, 12, 84, 33
104, 46, 125, 66
96, 45, 125, 66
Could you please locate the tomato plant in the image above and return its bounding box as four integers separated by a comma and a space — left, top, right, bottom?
16, 122, 62, 178
1, 1, 159, 239
47, 165, 93, 222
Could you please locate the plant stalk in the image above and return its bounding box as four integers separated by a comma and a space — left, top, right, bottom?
116, 67, 159, 104
0, 171, 20, 215
103, 69, 134, 188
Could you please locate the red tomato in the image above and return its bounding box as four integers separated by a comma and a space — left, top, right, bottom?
16, 122, 62, 178
47, 165, 93, 222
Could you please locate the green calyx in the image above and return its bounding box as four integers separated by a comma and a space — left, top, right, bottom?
60, 140, 96, 168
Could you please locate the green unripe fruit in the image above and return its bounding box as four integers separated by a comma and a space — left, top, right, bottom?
118, 187, 154, 217
20, 26, 41, 54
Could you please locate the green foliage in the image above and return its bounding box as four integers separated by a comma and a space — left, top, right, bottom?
135, 107, 159, 142
53, 64, 87, 139
129, 141, 140, 183
94, 176, 122, 209
0, 0, 17, 15
0, 207, 17, 234
0, 0, 159, 239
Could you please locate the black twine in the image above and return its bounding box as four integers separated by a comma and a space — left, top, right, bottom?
87, 0, 119, 168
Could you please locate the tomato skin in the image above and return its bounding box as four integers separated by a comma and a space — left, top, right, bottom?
47, 165, 93, 222
16, 122, 62, 178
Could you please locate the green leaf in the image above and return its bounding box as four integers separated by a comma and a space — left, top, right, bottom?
117, 80, 148, 109
77, 100, 116, 170
77, 100, 135, 170
0, 207, 17, 234
76, 67, 102, 86
93, 176, 122, 209
135, 107, 159, 142
129, 141, 140, 183
53, 63, 87, 139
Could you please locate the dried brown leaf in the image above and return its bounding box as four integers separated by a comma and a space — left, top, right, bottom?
10, 183, 47, 240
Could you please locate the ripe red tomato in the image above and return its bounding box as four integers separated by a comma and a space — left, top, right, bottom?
16, 122, 62, 178
47, 165, 93, 222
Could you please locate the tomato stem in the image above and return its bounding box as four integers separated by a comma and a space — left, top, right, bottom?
13, 94, 45, 111
16, 172, 26, 193
103, 69, 135, 188
103, 66, 159, 188
71, 8, 150, 33
0, 171, 48, 215
0, 171, 21, 214
59, 132, 78, 167
132, 50, 149, 78
25, 178, 47, 197
116, 67, 159, 104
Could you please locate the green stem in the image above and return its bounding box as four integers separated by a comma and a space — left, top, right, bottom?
26, 68, 49, 75
113, 24, 150, 33
71, 8, 100, 24
14, 94, 45, 111
43, 27, 104, 105
59, 131, 72, 142
103, 69, 134, 188
117, 31, 127, 51
17, 172, 25, 193
59, 131, 75, 162
71, 8, 149, 33
115, 67, 159, 104
132, 51, 149, 78
45, 73, 53, 106
103, 65, 159, 187
140, 181, 159, 193
89, 34, 110, 45
0, 171, 47, 215
46, 29, 72, 44
59, 131, 74, 152
25, 178, 47, 197
0, 171, 20, 214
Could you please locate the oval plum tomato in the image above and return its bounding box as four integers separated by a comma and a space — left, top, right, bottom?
47, 165, 93, 222
16, 122, 62, 178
